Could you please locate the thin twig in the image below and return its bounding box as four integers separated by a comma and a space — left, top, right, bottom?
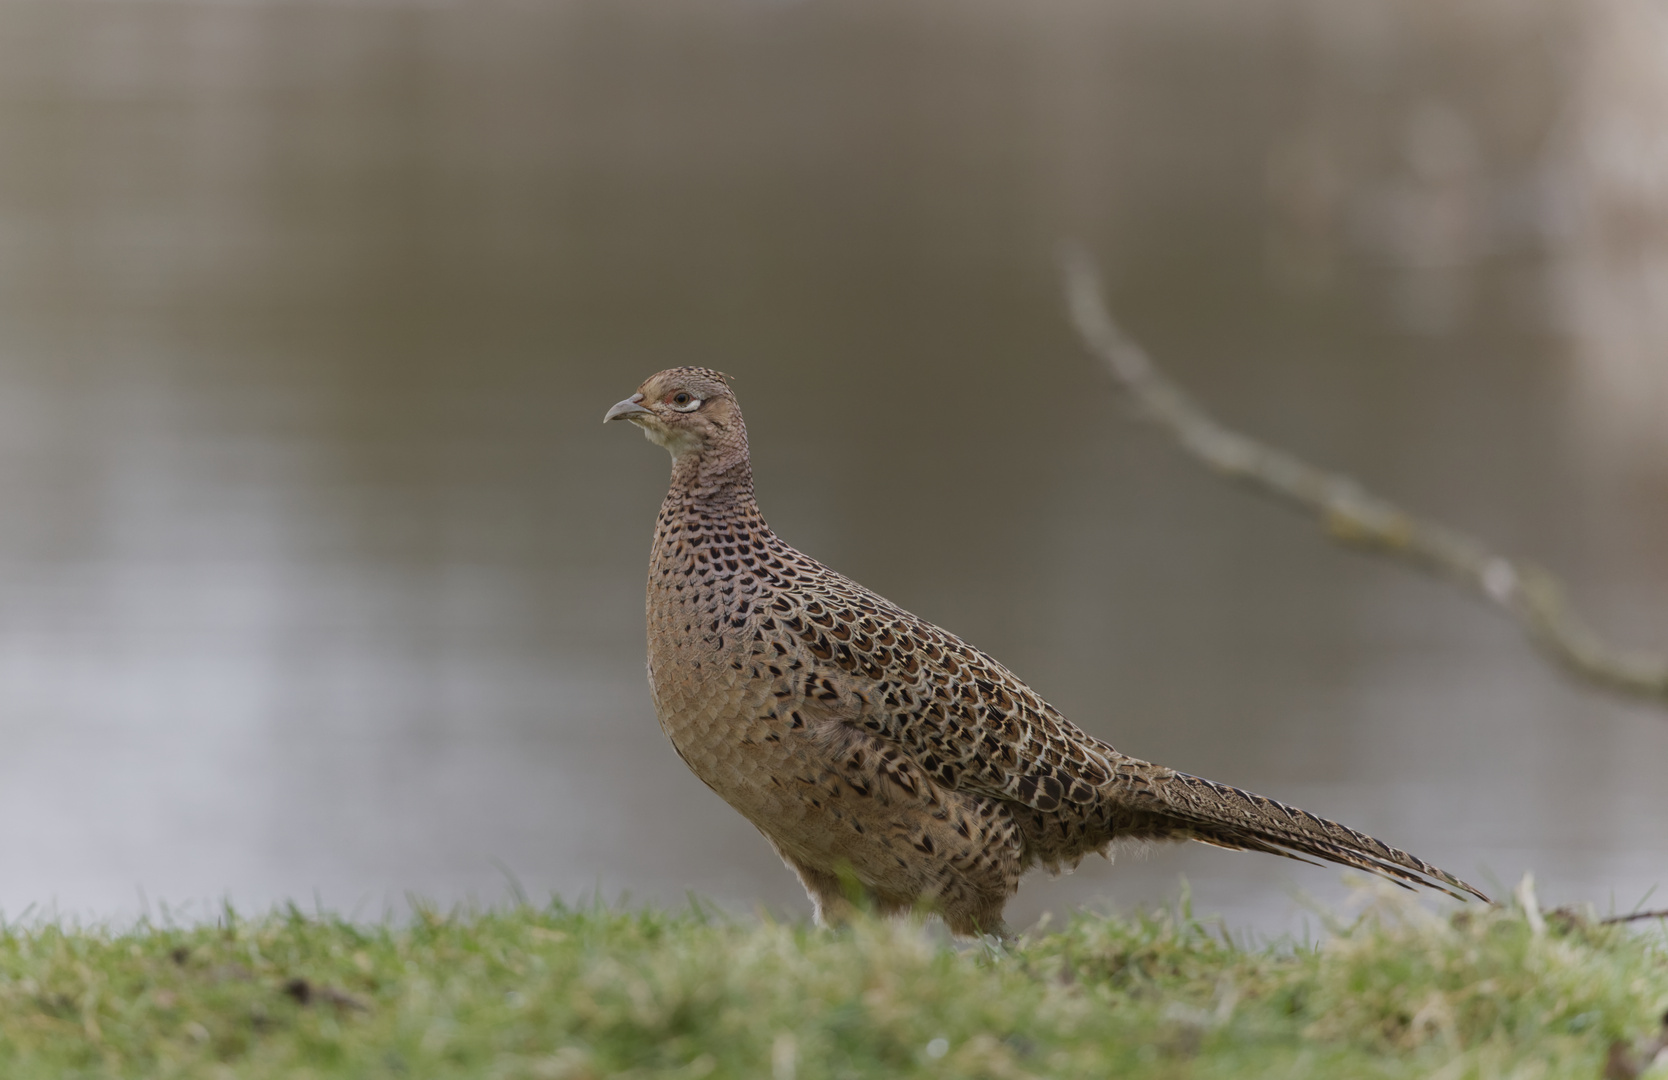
1060, 244, 1668, 708
1601, 909, 1668, 926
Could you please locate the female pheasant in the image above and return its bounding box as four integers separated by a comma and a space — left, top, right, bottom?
606, 367, 1487, 935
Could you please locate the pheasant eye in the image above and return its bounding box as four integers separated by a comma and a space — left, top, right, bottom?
669, 391, 701, 412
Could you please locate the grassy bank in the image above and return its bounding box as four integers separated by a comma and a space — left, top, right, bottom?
0, 883, 1663, 1079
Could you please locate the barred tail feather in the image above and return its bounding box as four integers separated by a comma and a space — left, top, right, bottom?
1147, 772, 1490, 903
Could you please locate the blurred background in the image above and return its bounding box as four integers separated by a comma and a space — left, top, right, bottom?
0, 0, 1664, 934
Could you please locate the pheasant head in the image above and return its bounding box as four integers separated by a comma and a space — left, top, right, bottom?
605, 367, 751, 492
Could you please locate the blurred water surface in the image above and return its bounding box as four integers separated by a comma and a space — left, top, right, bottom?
0, 0, 1664, 933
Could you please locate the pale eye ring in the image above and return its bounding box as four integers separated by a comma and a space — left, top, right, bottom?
669, 392, 702, 412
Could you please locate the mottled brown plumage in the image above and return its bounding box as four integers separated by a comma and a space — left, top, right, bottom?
605, 368, 1488, 934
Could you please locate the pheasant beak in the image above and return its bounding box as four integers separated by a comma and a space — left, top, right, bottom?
604, 394, 655, 424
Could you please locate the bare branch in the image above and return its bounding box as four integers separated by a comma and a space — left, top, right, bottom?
1060, 244, 1668, 708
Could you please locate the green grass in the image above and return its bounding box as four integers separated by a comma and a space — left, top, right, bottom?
0, 881, 1663, 1079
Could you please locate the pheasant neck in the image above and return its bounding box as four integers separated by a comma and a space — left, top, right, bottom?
663, 434, 759, 519
658, 445, 767, 549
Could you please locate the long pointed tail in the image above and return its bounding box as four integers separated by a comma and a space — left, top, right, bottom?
1134, 770, 1490, 902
